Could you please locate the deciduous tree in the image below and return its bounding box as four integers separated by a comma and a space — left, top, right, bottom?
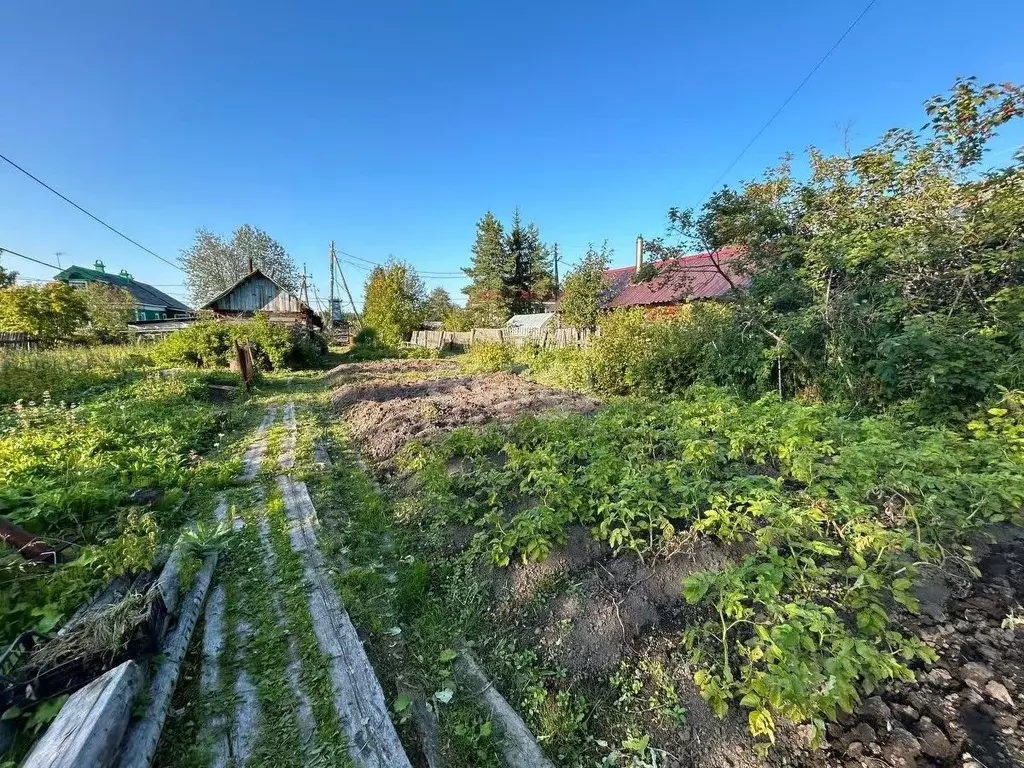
559, 243, 612, 329
181, 225, 298, 305
81, 282, 136, 341
0, 283, 88, 344
362, 258, 426, 345
423, 287, 456, 321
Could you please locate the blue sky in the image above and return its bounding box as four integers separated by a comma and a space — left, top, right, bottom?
1, 0, 1022, 309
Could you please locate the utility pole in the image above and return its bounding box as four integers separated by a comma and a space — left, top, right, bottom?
552, 243, 560, 297
336, 255, 362, 326
328, 242, 336, 328
299, 263, 310, 306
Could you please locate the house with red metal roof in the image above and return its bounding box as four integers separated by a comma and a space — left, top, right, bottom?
602, 246, 749, 310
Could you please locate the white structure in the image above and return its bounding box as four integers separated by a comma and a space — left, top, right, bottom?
505, 312, 557, 332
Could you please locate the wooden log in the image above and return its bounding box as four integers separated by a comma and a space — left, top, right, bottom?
0, 516, 62, 564
117, 551, 218, 768
454, 651, 553, 768
22, 660, 143, 768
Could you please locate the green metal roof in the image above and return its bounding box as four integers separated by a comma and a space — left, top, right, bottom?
55, 266, 192, 313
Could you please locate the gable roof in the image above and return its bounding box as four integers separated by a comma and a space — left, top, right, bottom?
55, 266, 192, 313
200, 268, 298, 310
199, 269, 322, 328
603, 247, 749, 308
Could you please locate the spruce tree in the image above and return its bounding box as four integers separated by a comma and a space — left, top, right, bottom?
462, 212, 511, 325
504, 209, 554, 314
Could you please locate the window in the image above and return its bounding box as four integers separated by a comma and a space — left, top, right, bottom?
68, 279, 88, 289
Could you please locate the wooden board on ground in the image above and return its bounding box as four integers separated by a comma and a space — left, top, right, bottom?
278, 475, 412, 768
454, 650, 554, 768
22, 660, 143, 768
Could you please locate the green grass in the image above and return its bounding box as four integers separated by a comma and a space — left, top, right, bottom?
0, 344, 156, 404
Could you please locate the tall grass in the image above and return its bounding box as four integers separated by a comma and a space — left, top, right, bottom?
0, 345, 154, 404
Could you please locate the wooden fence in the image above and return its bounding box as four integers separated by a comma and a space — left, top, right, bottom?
0, 332, 40, 350
408, 326, 597, 350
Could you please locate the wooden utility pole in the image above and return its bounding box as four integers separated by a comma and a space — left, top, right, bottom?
552, 243, 560, 296
299, 263, 311, 306
336, 255, 362, 326
329, 242, 336, 327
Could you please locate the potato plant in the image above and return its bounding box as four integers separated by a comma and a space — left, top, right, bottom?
402, 385, 1024, 744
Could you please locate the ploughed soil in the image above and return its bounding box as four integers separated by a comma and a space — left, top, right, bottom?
331, 358, 1024, 768
330, 360, 598, 462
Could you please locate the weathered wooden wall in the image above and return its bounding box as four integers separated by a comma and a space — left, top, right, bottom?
209, 275, 306, 314
0, 331, 39, 350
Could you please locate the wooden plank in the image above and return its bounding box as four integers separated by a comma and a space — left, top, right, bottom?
279, 400, 297, 470
454, 651, 554, 768
278, 476, 411, 768
117, 550, 218, 768
237, 405, 277, 482
22, 660, 143, 768
256, 516, 318, 749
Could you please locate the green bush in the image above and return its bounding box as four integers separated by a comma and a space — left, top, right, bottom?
458, 342, 515, 374
152, 315, 325, 371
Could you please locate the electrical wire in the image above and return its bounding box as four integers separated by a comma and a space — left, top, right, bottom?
0, 246, 61, 271
695, 0, 879, 204
0, 152, 182, 272
335, 248, 464, 277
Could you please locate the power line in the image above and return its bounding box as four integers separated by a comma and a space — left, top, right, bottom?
335, 247, 464, 277
0, 246, 61, 271
696, 0, 879, 204
0, 152, 182, 272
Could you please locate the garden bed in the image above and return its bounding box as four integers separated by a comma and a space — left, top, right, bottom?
330, 362, 598, 462
323, 357, 1024, 768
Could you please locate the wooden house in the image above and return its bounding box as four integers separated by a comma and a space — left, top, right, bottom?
199, 269, 323, 330
55, 261, 192, 321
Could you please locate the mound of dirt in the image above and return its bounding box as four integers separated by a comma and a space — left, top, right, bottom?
327, 358, 459, 383
810, 525, 1024, 768
332, 369, 598, 461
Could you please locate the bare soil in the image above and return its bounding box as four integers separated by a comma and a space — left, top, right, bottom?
330, 361, 598, 462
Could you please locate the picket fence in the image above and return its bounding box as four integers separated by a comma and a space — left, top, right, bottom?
0, 332, 40, 350
408, 325, 598, 350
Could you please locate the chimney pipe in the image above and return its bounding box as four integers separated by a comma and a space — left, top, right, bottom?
248, 257, 255, 273
635, 236, 644, 274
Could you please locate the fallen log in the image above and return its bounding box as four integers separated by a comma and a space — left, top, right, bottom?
117, 549, 218, 768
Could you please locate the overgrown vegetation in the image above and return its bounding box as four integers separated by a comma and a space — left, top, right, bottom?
0, 373, 241, 651
153, 314, 326, 371
0, 345, 154, 404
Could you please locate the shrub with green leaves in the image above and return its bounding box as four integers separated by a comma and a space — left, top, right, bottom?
458, 342, 515, 374
152, 314, 325, 371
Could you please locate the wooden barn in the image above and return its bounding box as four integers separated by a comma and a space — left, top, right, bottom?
199, 269, 323, 329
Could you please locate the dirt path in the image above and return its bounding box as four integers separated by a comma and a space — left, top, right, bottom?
169, 399, 410, 768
